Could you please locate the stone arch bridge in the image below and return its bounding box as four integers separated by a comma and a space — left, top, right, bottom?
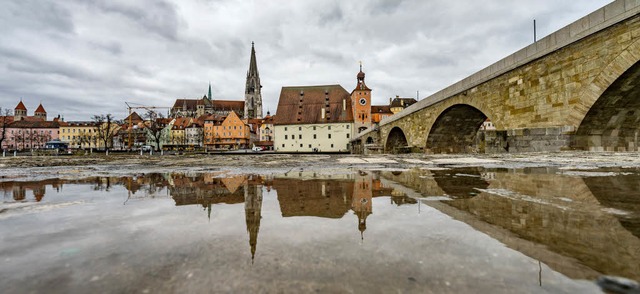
355, 1, 640, 154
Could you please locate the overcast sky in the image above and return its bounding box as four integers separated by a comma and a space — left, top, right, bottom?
0, 0, 613, 121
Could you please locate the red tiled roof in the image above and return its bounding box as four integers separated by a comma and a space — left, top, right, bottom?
371, 105, 392, 113
262, 115, 274, 124
15, 101, 27, 111
273, 85, 353, 125
0, 116, 15, 125
172, 99, 199, 110
9, 120, 61, 128
212, 100, 244, 110
34, 104, 46, 113
124, 112, 143, 123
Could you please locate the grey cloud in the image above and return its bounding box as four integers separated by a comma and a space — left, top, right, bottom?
319, 3, 344, 25
90, 41, 123, 56
79, 0, 181, 41
0, 47, 98, 82
0, 0, 75, 34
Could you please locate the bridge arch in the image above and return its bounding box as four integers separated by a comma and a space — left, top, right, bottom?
574, 39, 640, 151
366, 137, 374, 144
385, 127, 409, 154
426, 104, 488, 153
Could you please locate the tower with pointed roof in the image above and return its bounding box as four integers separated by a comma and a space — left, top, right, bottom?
207, 82, 212, 101
351, 63, 372, 134
244, 42, 263, 119
14, 101, 27, 121
34, 103, 47, 121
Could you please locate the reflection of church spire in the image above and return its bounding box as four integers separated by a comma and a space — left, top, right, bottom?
244, 180, 263, 262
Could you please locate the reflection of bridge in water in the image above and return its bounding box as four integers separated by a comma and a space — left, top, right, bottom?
381, 168, 640, 281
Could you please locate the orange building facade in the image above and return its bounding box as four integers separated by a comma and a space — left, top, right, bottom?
204, 111, 250, 150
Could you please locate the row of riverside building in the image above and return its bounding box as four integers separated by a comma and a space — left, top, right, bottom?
0, 43, 418, 152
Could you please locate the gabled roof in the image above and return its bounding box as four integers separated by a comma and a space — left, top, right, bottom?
15, 101, 27, 111
124, 112, 143, 123
273, 85, 353, 125
34, 104, 46, 113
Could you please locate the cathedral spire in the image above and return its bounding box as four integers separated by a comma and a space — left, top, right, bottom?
248, 42, 258, 77
244, 41, 263, 119
208, 82, 212, 100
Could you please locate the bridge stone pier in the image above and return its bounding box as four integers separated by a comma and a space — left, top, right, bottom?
358, 0, 640, 154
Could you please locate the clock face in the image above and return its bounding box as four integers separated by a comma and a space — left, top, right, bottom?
359, 98, 367, 105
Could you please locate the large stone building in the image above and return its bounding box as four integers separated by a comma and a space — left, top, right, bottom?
273, 85, 354, 152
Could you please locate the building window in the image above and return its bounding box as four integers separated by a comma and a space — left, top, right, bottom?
347, 134, 350, 138
331, 144, 334, 148
300, 144, 303, 148
313, 134, 316, 139
298, 127, 302, 131
328, 126, 331, 130
313, 126, 316, 130
298, 134, 302, 139
285, 135, 288, 139
285, 127, 287, 131
346, 125, 349, 129
282, 144, 285, 147
328, 134, 331, 139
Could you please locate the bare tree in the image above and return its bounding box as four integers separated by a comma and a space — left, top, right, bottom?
0, 107, 12, 150
144, 110, 168, 152
92, 114, 120, 151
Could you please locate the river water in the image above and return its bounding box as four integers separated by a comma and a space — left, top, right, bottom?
1, 167, 639, 293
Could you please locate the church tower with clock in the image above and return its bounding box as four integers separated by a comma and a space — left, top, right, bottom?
351, 64, 372, 134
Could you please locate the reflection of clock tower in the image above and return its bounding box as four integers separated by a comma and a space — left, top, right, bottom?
351, 64, 372, 134
352, 171, 373, 240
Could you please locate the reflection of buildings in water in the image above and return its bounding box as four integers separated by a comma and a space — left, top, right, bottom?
274, 177, 354, 219
1, 179, 64, 202
274, 171, 413, 239
169, 174, 248, 213
167, 173, 269, 261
